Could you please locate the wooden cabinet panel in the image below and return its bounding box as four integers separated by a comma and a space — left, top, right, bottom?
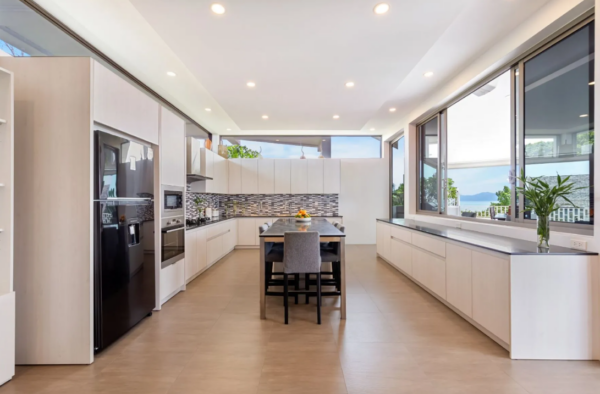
390, 238, 412, 276
93, 61, 159, 144
159, 107, 185, 187
185, 230, 198, 283
241, 160, 258, 194
323, 159, 341, 194
274, 159, 291, 194
412, 233, 445, 258
307, 160, 324, 194
446, 243, 472, 317
258, 159, 275, 194
238, 219, 257, 246
228, 159, 242, 194
472, 251, 510, 343
290, 160, 308, 194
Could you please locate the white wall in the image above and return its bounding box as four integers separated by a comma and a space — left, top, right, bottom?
339, 159, 388, 244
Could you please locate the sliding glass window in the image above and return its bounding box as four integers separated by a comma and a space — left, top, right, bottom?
391, 136, 405, 218
415, 18, 594, 230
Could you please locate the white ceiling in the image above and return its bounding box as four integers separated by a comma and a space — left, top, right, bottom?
33, 0, 556, 137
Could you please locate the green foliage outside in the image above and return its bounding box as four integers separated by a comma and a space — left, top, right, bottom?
227, 145, 260, 158
576, 131, 594, 154
525, 140, 554, 158
491, 186, 511, 207
392, 183, 404, 207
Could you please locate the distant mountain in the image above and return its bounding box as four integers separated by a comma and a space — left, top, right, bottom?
461, 192, 497, 202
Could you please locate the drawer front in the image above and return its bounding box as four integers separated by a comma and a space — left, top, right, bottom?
390, 226, 412, 244
390, 237, 412, 276
412, 233, 445, 258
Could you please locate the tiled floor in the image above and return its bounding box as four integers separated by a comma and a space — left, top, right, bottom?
2, 245, 600, 393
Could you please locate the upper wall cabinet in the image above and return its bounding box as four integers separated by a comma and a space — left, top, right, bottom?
258, 159, 275, 194
92, 61, 159, 144
324, 159, 341, 194
159, 107, 185, 187
290, 160, 308, 194
228, 159, 242, 194
307, 160, 324, 194
274, 159, 291, 194
241, 159, 258, 194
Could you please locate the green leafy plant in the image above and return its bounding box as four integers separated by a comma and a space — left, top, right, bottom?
516, 169, 584, 247
491, 186, 511, 207
227, 145, 260, 158
193, 196, 205, 214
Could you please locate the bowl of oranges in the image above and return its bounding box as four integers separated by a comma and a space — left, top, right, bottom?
295, 209, 311, 223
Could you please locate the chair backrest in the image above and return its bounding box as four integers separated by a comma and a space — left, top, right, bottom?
333, 222, 341, 229
258, 224, 268, 234
283, 231, 321, 274
338, 225, 345, 233
265, 222, 272, 227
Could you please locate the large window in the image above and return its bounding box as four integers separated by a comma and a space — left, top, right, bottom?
416, 18, 594, 229
391, 136, 405, 218
222, 136, 381, 159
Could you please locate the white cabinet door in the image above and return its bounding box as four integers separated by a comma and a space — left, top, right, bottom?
323, 159, 341, 194
185, 230, 198, 283
228, 159, 242, 194
201, 149, 214, 179
307, 160, 324, 194
213, 154, 228, 194
241, 160, 258, 194
376, 222, 384, 256
411, 248, 427, 285
290, 160, 308, 194
93, 61, 159, 144
159, 107, 185, 187
274, 159, 291, 194
446, 243, 472, 317
207, 236, 223, 266
196, 229, 207, 274
238, 219, 257, 246
472, 251, 510, 343
382, 224, 391, 261
258, 159, 275, 194
223, 220, 237, 252
426, 252, 446, 300
390, 237, 412, 276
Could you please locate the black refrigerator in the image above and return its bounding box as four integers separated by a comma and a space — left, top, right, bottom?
93, 130, 156, 353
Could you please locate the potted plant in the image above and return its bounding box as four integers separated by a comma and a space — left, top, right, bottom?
516, 170, 583, 249
193, 196, 205, 217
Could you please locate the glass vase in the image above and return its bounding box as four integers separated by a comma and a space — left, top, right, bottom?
536, 214, 550, 249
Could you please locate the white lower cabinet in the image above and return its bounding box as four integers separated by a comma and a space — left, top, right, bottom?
446, 243, 472, 318
185, 230, 198, 283
238, 219, 257, 246
411, 248, 445, 299
472, 251, 510, 343
196, 229, 207, 273
160, 260, 185, 304
207, 236, 223, 266
390, 237, 411, 275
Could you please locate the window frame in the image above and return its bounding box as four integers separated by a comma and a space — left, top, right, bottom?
413, 15, 595, 235
389, 133, 406, 219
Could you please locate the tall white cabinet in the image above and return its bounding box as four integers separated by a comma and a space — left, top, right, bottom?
0, 67, 14, 386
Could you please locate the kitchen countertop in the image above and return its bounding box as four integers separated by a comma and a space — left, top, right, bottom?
186, 215, 343, 231
377, 218, 597, 256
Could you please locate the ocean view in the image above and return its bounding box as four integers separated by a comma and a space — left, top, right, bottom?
460, 200, 499, 212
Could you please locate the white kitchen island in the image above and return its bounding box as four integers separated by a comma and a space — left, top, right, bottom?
376, 219, 599, 361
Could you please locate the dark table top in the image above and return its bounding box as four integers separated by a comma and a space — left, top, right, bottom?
186, 215, 343, 231
260, 218, 346, 238
377, 218, 597, 256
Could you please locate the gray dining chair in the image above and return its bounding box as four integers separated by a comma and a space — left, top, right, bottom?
333, 222, 341, 229
308, 225, 344, 304
283, 231, 322, 324
260, 225, 297, 304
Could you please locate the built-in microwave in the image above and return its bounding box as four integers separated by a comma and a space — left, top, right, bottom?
162, 185, 184, 217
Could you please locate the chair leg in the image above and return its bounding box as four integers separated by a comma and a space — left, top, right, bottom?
305, 273, 310, 304
316, 272, 321, 325
294, 274, 299, 304
265, 262, 273, 291
284, 273, 289, 325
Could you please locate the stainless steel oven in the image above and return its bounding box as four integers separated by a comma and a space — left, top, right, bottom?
161, 222, 185, 269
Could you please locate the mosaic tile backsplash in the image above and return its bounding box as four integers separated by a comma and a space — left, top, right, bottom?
186, 185, 339, 219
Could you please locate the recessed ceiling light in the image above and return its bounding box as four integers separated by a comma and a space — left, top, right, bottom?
333, 115, 340, 119
373, 3, 390, 14
211, 3, 225, 14
166, 71, 176, 77
226, 128, 231, 131
345, 81, 355, 88
370, 128, 375, 131
275, 139, 280, 142
515, 70, 520, 76
580, 114, 589, 118
205, 108, 212, 112
589, 81, 595, 86
424, 71, 434, 78
262, 115, 269, 119
247, 81, 256, 87
389, 108, 396, 112
322, 139, 326, 142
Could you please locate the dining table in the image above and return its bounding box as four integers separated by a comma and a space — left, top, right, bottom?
259, 218, 346, 320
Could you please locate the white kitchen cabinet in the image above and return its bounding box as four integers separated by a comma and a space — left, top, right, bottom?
159, 107, 186, 187
228, 159, 242, 194
274, 159, 291, 194
238, 219, 257, 246
258, 159, 275, 194
203, 148, 214, 179
307, 160, 324, 194
446, 243, 472, 317
213, 154, 228, 194
382, 223, 391, 261
290, 160, 308, 194
207, 236, 223, 267
411, 248, 446, 299
241, 159, 259, 194
390, 237, 412, 275
323, 159, 341, 194
223, 220, 237, 253
93, 61, 159, 144
185, 230, 198, 283
412, 233, 445, 258
196, 229, 207, 275
472, 251, 510, 343
160, 260, 185, 305
376, 222, 385, 256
